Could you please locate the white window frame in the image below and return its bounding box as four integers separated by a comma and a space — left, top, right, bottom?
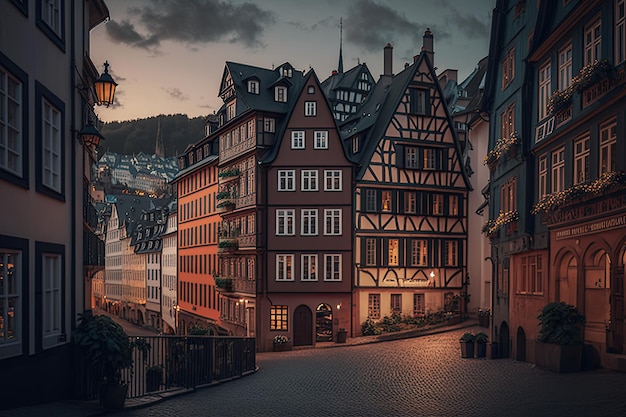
324, 170, 342, 191
42, 98, 62, 192
558, 43, 573, 91
574, 135, 590, 184
538, 60, 551, 121
264, 117, 275, 133
41, 0, 62, 37
277, 170, 295, 191
301, 254, 317, 281
301, 209, 318, 236
324, 254, 342, 281
366, 189, 377, 211
276, 254, 294, 281
291, 131, 305, 149
324, 209, 342, 235
405, 147, 418, 168
301, 170, 318, 191
0, 65, 23, 177
42, 252, 62, 348
584, 18, 602, 65
0, 250, 21, 358
600, 119, 617, 174
248, 80, 259, 94
314, 131, 328, 149
551, 147, 565, 193
276, 209, 295, 236
617, 0, 626, 65
305, 101, 317, 116
275, 86, 287, 102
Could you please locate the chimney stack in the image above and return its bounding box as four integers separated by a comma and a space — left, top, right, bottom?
383, 43, 393, 77
422, 28, 434, 66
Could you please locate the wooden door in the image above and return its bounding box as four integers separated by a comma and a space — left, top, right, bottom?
293, 305, 313, 346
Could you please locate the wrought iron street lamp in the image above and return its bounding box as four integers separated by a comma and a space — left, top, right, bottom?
93, 61, 117, 107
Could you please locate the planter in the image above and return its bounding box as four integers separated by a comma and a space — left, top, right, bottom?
99, 383, 127, 411
475, 342, 487, 358
460, 341, 475, 358
146, 368, 163, 392
273, 342, 293, 352
336, 329, 347, 343
534, 342, 583, 373
478, 315, 490, 328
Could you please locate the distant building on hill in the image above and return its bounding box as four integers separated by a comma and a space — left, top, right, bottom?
96, 151, 178, 194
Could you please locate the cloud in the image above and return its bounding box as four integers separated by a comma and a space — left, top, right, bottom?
344, 0, 450, 52
445, 8, 490, 39
105, 0, 275, 51
163, 87, 189, 101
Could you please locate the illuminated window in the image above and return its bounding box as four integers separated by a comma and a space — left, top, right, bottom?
388, 239, 399, 266
276, 254, 294, 281
444, 241, 458, 266
518, 254, 544, 295
381, 191, 392, 212
0, 248, 22, 357
502, 46, 515, 89
270, 305, 288, 330
411, 240, 428, 266
432, 194, 443, 215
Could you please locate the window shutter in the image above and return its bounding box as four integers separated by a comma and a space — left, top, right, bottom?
396, 144, 405, 168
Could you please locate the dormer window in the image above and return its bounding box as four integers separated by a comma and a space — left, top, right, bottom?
282, 67, 292, 77
248, 80, 259, 94
275, 86, 287, 102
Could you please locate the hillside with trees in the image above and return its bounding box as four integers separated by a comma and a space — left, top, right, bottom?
99, 114, 207, 157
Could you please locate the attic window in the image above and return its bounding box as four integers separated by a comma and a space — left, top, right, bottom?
275, 86, 287, 102
248, 80, 259, 94
308, 86, 315, 94
282, 67, 293, 77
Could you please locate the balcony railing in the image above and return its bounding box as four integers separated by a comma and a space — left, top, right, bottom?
75, 335, 256, 400
83, 229, 105, 267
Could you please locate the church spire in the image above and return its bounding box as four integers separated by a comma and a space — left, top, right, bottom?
155, 116, 165, 158
338, 17, 344, 74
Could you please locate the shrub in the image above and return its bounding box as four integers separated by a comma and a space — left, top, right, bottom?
361, 317, 382, 336
537, 302, 585, 345
460, 332, 476, 342
475, 332, 489, 343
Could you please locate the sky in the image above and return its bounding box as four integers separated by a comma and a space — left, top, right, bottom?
91, 0, 495, 123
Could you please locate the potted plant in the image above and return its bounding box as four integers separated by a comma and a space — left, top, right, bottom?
535, 302, 586, 372
336, 327, 347, 343
459, 332, 476, 358
478, 308, 490, 328
273, 334, 292, 352
475, 332, 488, 358
73, 313, 134, 410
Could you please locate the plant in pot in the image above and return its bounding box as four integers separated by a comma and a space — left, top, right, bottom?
273, 334, 292, 352
535, 301, 586, 372
73, 314, 134, 410
459, 332, 476, 358
475, 332, 489, 358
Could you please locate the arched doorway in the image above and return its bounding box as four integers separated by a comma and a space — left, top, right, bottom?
516, 327, 526, 362
293, 305, 313, 346
316, 304, 333, 342
499, 322, 510, 358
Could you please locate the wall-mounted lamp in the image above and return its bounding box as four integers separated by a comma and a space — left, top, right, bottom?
93, 61, 118, 107
430, 271, 435, 279
78, 122, 105, 148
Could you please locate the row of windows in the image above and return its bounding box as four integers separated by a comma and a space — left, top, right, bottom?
179, 253, 218, 275
362, 238, 462, 267
1, 56, 67, 200
277, 169, 342, 191
179, 193, 217, 222
275, 253, 342, 282
538, 118, 617, 199
276, 209, 342, 236
290, 130, 329, 150
368, 293, 426, 319
0, 238, 65, 360
179, 221, 220, 247
178, 281, 218, 310
362, 189, 462, 217
178, 166, 216, 196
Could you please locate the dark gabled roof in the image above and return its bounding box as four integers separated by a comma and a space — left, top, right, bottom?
454, 56, 489, 124
221, 61, 306, 117
320, 63, 372, 96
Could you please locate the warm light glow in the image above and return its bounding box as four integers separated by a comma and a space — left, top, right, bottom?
430, 271, 435, 278
93, 61, 118, 107
78, 123, 105, 148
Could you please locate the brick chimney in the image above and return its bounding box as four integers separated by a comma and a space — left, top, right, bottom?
383, 43, 393, 77
422, 28, 434, 66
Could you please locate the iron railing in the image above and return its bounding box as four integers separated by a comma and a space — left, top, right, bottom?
76, 335, 256, 400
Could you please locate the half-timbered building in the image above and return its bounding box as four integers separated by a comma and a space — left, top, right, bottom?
341, 32, 471, 334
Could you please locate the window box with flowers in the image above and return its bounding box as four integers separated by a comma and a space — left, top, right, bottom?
218, 240, 238, 253
483, 133, 520, 171
531, 171, 626, 218
215, 277, 233, 291
273, 334, 292, 352
478, 308, 490, 328
482, 210, 519, 239
571, 59, 611, 93
218, 168, 241, 183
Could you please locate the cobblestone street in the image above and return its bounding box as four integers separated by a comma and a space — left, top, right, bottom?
117, 327, 626, 417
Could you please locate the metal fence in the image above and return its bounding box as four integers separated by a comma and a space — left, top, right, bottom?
76, 336, 256, 400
